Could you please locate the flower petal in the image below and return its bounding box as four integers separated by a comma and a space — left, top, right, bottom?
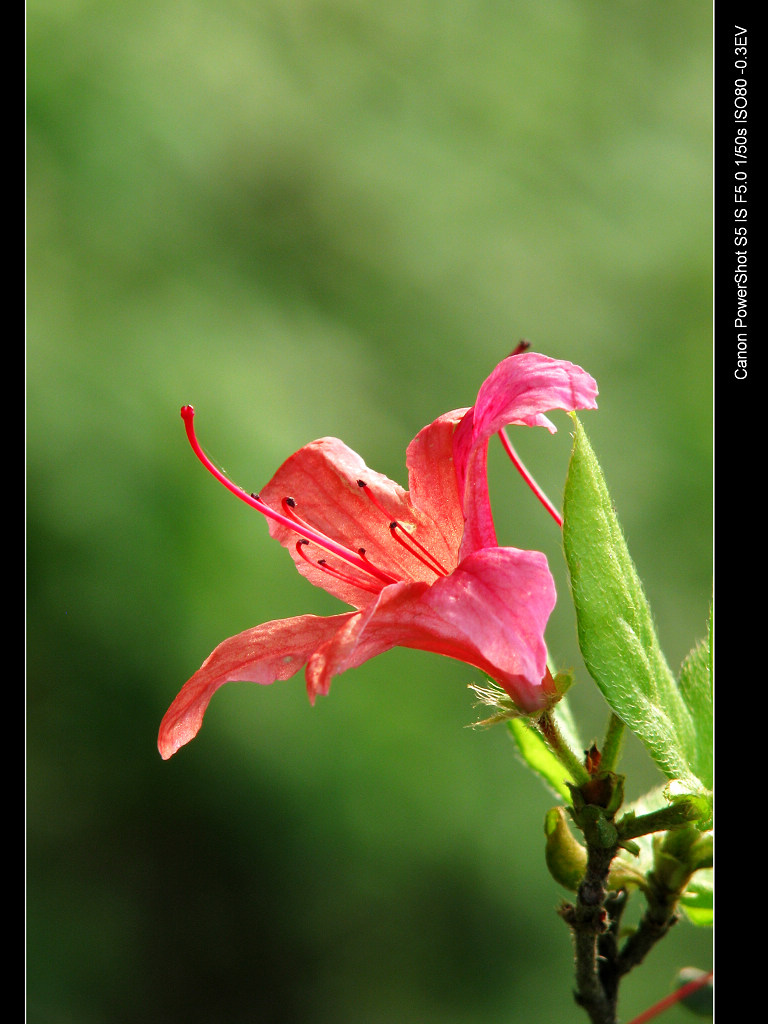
454, 352, 598, 555
259, 437, 461, 604
451, 408, 497, 554
306, 547, 557, 712
470, 351, 599, 440
158, 612, 355, 759
405, 410, 467, 556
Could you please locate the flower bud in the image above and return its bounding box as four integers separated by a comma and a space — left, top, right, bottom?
544, 807, 588, 891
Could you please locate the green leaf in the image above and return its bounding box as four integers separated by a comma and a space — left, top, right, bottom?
508, 720, 574, 801
677, 605, 713, 790
562, 418, 709, 803
679, 870, 714, 927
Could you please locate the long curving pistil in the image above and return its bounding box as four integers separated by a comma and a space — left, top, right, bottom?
180, 405, 399, 586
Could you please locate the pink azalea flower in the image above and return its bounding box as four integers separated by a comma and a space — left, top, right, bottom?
158, 352, 597, 759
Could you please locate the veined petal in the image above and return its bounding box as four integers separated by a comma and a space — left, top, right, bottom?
470, 351, 598, 440
305, 580, 429, 700
452, 408, 497, 555
405, 410, 467, 557
259, 438, 460, 606
306, 548, 557, 712
158, 613, 355, 759
454, 353, 598, 555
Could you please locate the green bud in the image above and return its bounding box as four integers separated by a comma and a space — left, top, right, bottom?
544, 807, 587, 891
650, 826, 713, 903
545, 808, 648, 894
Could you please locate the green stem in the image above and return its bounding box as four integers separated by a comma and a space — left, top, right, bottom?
599, 713, 625, 774
615, 827, 704, 978
536, 710, 590, 786
617, 803, 701, 842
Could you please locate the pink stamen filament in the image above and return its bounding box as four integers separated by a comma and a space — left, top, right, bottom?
180, 405, 397, 586
295, 540, 382, 595
356, 547, 376, 570
357, 480, 448, 577
389, 522, 448, 576
497, 427, 563, 527
282, 495, 400, 586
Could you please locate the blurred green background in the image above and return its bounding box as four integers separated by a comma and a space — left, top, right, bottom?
27, 2, 712, 1022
